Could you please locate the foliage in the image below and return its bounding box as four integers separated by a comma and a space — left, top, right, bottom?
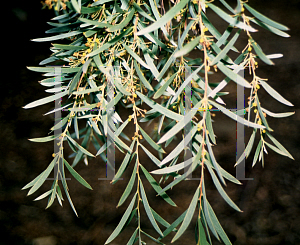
23, 0, 294, 244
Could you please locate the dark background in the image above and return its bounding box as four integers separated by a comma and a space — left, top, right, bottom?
0, 1, 299, 244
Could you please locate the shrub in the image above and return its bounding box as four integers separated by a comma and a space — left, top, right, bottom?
23, 0, 294, 244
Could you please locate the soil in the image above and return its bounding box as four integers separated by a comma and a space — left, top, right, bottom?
1, 1, 299, 244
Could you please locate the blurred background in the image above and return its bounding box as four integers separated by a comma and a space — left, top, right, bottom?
0, 0, 299, 244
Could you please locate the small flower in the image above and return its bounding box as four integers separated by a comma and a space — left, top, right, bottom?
241, 7, 245, 12
252, 102, 257, 107
254, 109, 257, 113
52, 153, 56, 157
256, 84, 260, 89
248, 47, 252, 52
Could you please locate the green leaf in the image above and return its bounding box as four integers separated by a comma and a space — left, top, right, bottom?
136, 91, 183, 121
127, 228, 138, 245
69, 68, 82, 94
61, 177, 78, 217
252, 140, 262, 167
264, 142, 289, 158
206, 132, 225, 186
211, 30, 240, 66
133, 60, 153, 91
252, 40, 274, 65
261, 107, 295, 118
52, 44, 88, 50
235, 130, 256, 167
174, 35, 202, 58
23, 90, 68, 109
206, 110, 216, 144
153, 73, 177, 100
151, 207, 177, 230
196, 215, 210, 245
87, 27, 132, 58
250, 19, 290, 38
205, 160, 242, 212
140, 165, 177, 207
139, 180, 164, 237
219, 0, 235, 13
71, 0, 81, 13
140, 144, 161, 167
123, 43, 150, 69
244, 3, 289, 31
32, 31, 82, 42
137, 0, 189, 36
140, 230, 165, 245
171, 188, 200, 243
112, 140, 136, 184
105, 193, 137, 244
157, 101, 202, 144
107, 8, 135, 32
207, 200, 232, 245
151, 158, 193, 175
209, 100, 265, 129
259, 79, 293, 106
27, 66, 80, 73
202, 182, 219, 240
160, 210, 187, 239
117, 160, 137, 207
33, 189, 53, 201
64, 158, 93, 190
27, 155, 58, 196
216, 62, 251, 88
138, 125, 165, 153
265, 132, 294, 160
207, 3, 257, 32
46, 187, 57, 209
170, 65, 204, 104
78, 17, 113, 28
29, 134, 60, 142
159, 125, 198, 166
66, 132, 95, 157
201, 12, 222, 40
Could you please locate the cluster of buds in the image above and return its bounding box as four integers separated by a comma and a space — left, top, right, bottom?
132, 132, 143, 140
69, 37, 100, 66
42, 0, 68, 10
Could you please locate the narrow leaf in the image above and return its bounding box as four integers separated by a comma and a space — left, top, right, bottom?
23, 91, 68, 109
64, 159, 93, 190
117, 160, 137, 207
244, 3, 289, 31
105, 193, 137, 244
139, 180, 164, 237
171, 188, 200, 243
140, 165, 177, 207
259, 79, 293, 106
66, 132, 95, 157
27, 155, 58, 196
137, 0, 190, 36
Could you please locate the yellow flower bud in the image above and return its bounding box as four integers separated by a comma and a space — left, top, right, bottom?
248, 47, 252, 52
